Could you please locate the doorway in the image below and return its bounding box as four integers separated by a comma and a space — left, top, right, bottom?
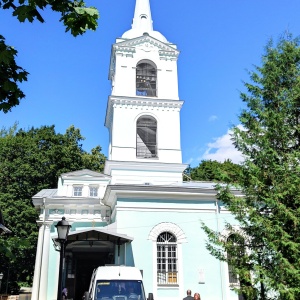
65, 251, 114, 300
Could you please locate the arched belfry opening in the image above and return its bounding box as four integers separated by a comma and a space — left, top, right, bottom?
136, 60, 157, 97
136, 115, 157, 158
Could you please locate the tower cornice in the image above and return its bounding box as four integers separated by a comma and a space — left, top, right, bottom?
105, 95, 184, 128
114, 35, 178, 53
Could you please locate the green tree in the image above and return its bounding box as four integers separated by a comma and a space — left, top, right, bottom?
0, 124, 106, 292
187, 159, 242, 184
202, 35, 300, 299
0, 0, 99, 113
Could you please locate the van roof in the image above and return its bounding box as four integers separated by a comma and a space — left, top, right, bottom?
94, 266, 143, 281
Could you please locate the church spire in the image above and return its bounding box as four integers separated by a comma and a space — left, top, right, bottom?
121, 0, 167, 43
131, 0, 153, 33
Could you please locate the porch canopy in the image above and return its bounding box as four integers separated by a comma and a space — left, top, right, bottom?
52, 227, 133, 249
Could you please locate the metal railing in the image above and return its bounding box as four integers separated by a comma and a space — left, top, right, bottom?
136, 145, 157, 158
157, 272, 178, 285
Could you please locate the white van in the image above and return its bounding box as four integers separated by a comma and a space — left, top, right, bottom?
83, 266, 153, 300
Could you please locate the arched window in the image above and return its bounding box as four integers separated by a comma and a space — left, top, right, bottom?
136, 61, 157, 97
136, 116, 157, 158
157, 232, 177, 285
227, 234, 245, 285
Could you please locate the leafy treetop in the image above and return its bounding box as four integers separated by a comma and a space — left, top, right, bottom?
187, 159, 242, 184
0, 0, 99, 113
202, 35, 300, 300
0, 124, 106, 291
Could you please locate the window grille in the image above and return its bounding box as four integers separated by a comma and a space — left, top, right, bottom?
136, 62, 157, 97
157, 232, 178, 285
89, 187, 98, 197
73, 186, 82, 197
136, 116, 157, 158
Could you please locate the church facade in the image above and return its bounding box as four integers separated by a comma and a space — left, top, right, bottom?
31, 1, 240, 300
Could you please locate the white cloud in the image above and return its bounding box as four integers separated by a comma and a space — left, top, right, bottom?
208, 115, 218, 122
184, 157, 194, 165
199, 127, 244, 164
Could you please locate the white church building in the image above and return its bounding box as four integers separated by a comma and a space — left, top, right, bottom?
31, 1, 240, 299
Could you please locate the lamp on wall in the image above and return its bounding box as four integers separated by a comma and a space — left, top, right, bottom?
55, 217, 71, 300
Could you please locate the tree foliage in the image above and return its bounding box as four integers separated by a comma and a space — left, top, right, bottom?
0, 0, 99, 113
0, 35, 29, 113
187, 159, 242, 184
202, 35, 300, 299
0, 124, 106, 292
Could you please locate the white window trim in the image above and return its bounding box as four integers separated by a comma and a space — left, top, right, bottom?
148, 222, 186, 299
73, 185, 83, 197
89, 186, 99, 197
221, 226, 246, 300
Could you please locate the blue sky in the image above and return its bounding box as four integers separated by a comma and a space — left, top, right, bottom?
1, 0, 300, 167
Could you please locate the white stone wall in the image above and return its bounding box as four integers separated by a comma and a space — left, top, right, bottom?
112, 43, 179, 100
108, 101, 182, 163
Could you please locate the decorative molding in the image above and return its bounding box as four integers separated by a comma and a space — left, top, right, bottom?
49, 209, 64, 215
220, 225, 242, 242
36, 220, 53, 228
148, 222, 187, 243
105, 96, 183, 128
113, 36, 179, 57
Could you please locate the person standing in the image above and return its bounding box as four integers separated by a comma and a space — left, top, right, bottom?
62, 287, 68, 300
194, 292, 201, 300
183, 289, 194, 300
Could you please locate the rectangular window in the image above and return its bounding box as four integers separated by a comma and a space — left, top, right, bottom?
89, 187, 98, 197
73, 186, 82, 197
157, 244, 178, 285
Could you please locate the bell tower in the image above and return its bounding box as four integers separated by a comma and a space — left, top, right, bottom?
104, 0, 187, 184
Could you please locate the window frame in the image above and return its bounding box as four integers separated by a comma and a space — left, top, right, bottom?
136, 60, 157, 97
89, 186, 98, 197
73, 186, 83, 197
156, 232, 178, 286
136, 115, 157, 158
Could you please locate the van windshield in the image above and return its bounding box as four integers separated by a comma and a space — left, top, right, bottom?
94, 280, 146, 300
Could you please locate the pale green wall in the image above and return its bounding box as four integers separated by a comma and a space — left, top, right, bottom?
115, 197, 238, 300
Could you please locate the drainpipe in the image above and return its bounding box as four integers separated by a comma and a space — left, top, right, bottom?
216, 200, 225, 300
124, 242, 127, 266
117, 238, 121, 265
100, 200, 112, 224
